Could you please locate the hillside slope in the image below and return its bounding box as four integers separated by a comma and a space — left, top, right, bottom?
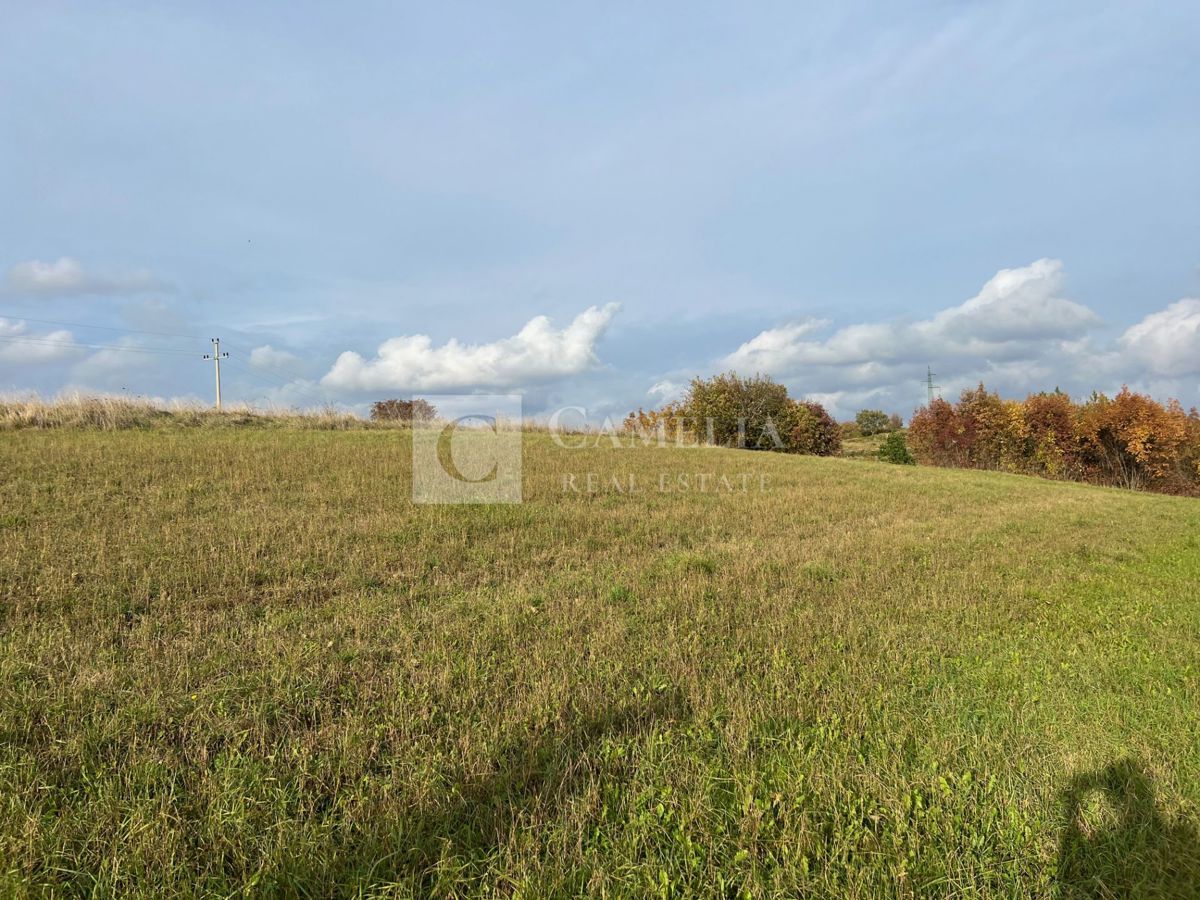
2, 429, 1198, 896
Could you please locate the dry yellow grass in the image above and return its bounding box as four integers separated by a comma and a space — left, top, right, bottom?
0, 393, 377, 431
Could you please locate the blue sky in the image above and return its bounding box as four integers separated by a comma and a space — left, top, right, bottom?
1, 1, 1198, 419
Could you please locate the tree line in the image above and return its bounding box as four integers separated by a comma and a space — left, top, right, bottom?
908, 385, 1200, 496
373, 374, 1200, 497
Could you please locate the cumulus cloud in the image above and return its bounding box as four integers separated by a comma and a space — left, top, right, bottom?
2, 257, 170, 297
250, 345, 299, 368
927, 259, 1099, 342
1119, 298, 1200, 377
321, 303, 620, 392
725, 259, 1097, 375
724, 319, 831, 366
718, 259, 1195, 418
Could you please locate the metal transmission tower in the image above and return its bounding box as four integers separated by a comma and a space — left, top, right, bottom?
924, 366, 941, 406
203, 338, 230, 409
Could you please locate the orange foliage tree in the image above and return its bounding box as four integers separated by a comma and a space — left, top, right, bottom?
909, 384, 1200, 496
1076, 389, 1191, 491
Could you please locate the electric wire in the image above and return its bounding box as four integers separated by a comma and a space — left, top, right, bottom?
0, 313, 200, 340
1, 312, 337, 407
0, 335, 199, 356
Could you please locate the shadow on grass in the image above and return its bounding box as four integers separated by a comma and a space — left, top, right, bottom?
1057, 757, 1200, 898
272, 688, 690, 895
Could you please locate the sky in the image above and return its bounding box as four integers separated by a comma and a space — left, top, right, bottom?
1, 1, 1198, 421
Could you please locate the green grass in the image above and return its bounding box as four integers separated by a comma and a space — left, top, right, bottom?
2, 428, 1199, 897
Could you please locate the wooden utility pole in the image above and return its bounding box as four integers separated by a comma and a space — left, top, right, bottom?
203, 338, 230, 409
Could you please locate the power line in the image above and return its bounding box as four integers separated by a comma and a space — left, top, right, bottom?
216, 340, 323, 392
221, 357, 331, 408
0, 314, 322, 383
0, 312, 330, 407
0, 334, 198, 356
0, 313, 200, 340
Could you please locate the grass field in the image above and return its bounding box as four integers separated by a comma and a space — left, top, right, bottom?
2, 426, 1199, 897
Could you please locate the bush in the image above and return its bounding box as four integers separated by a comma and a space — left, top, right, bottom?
855, 409, 892, 435
878, 431, 915, 465
628, 373, 839, 456
908, 383, 1200, 496
1020, 390, 1081, 478
677, 372, 800, 450
370, 399, 437, 423
907, 398, 966, 467
1185, 409, 1200, 484
1076, 388, 1191, 491
790, 401, 842, 456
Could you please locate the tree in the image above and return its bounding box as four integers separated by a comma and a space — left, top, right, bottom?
790, 401, 842, 456
1077, 388, 1190, 490
1020, 390, 1080, 478
622, 403, 685, 442
1182, 408, 1200, 489
855, 409, 892, 435
636, 372, 840, 456
905, 382, 1198, 496
679, 372, 800, 450
370, 399, 437, 423
953, 385, 1014, 469
907, 398, 965, 467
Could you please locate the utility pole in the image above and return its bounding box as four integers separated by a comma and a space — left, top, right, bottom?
203, 338, 230, 409
925, 366, 940, 406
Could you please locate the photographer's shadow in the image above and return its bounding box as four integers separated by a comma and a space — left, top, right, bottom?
1057, 757, 1200, 897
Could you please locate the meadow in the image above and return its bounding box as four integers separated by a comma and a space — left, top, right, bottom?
2, 416, 1199, 897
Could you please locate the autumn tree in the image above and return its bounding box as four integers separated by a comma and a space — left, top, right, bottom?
790, 401, 842, 456
907, 398, 965, 467
679, 372, 801, 450
1020, 390, 1080, 478
627, 372, 839, 456
1077, 388, 1190, 490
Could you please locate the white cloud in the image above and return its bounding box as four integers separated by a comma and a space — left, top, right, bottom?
1119, 298, 1200, 377
927, 259, 1099, 342
724, 259, 1098, 375
250, 344, 299, 368
647, 379, 686, 402
2, 257, 170, 297
0, 318, 80, 363
717, 259, 1197, 419
70, 338, 158, 382
321, 303, 620, 392
723, 319, 831, 368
